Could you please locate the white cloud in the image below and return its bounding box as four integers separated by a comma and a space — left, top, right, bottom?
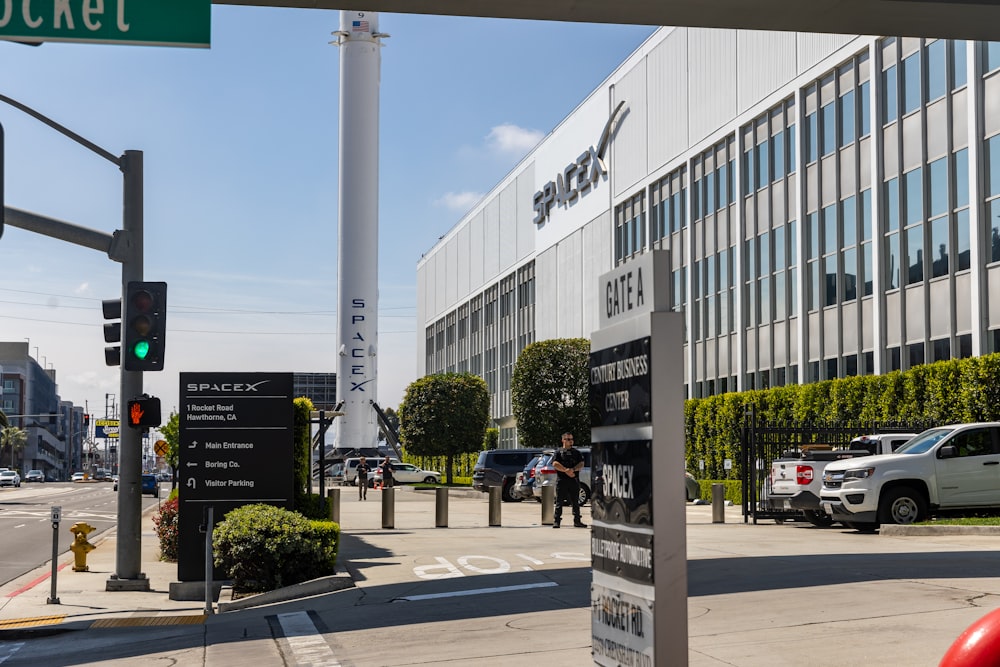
73, 282, 91, 296
486, 123, 544, 155
434, 191, 484, 212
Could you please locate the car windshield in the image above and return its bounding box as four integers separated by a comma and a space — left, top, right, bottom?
894, 428, 951, 454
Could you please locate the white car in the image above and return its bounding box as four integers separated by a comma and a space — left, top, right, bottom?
0, 470, 21, 487
71, 472, 86, 482
371, 462, 441, 485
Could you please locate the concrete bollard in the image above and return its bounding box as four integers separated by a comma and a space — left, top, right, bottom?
488, 486, 502, 526
382, 487, 395, 529
328, 488, 340, 524
435, 487, 448, 527
712, 483, 725, 523
541, 484, 555, 525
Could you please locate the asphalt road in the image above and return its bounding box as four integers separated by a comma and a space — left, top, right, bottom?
0, 482, 160, 586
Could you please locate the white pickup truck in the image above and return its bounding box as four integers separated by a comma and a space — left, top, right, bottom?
820, 423, 1000, 531
767, 433, 917, 527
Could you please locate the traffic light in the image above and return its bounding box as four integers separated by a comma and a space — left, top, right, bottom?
102, 298, 122, 366
127, 395, 161, 428
123, 281, 167, 371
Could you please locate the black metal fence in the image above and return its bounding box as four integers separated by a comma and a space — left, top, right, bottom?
739, 415, 930, 524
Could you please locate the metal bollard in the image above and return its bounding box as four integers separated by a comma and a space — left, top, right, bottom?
488, 485, 502, 526
541, 484, 555, 525
328, 488, 340, 524
382, 487, 395, 529
712, 483, 725, 523
435, 487, 448, 527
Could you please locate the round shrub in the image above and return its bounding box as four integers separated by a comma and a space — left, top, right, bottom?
212, 504, 339, 594
153, 497, 179, 562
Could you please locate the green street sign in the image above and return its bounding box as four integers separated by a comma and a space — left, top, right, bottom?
0, 0, 210, 48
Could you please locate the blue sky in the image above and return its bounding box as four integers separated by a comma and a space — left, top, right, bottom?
0, 8, 655, 423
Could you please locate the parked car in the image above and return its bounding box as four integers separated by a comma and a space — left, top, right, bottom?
473, 448, 545, 502
141, 474, 160, 498
71, 471, 86, 482
343, 457, 398, 486
24, 469, 45, 483
533, 449, 593, 505
0, 470, 21, 487
370, 462, 441, 486
512, 455, 545, 500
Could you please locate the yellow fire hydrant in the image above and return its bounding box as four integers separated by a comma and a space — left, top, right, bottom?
69, 522, 97, 572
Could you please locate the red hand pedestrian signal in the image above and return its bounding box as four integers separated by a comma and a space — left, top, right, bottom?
126, 396, 161, 428
129, 402, 144, 426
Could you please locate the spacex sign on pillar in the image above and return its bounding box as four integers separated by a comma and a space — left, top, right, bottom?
335, 11, 384, 451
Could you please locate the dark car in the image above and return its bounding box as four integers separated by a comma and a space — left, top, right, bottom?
472, 448, 544, 502
142, 474, 159, 498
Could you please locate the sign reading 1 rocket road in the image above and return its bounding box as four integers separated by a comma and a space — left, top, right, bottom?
177, 371, 293, 581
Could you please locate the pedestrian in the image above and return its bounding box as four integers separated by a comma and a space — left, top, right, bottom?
551, 432, 586, 528
381, 457, 395, 488
356, 457, 371, 500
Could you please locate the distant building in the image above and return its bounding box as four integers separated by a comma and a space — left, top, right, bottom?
293, 372, 338, 411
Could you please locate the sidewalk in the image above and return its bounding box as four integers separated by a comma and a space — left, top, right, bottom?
0, 503, 213, 633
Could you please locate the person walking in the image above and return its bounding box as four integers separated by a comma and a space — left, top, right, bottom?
356, 457, 371, 500
381, 457, 395, 489
552, 432, 586, 528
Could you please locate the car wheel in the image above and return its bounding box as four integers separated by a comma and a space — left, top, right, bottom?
501, 479, 521, 503
423, 476, 437, 484
803, 510, 835, 528
878, 486, 927, 525
578, 483, 591, 506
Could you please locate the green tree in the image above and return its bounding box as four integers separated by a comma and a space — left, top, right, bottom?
1, 426, 28, 469
159, 412, 180, 470
293, 397, 313, 504
510, 338, 591, 449
399, 373, 490, 484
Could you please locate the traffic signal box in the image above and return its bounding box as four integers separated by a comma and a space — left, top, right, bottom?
123, 281, 167, 371
127, 396, 161, 429
102, 298, 122, 366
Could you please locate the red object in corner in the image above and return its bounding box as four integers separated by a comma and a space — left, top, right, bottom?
941, 608, 1000, 667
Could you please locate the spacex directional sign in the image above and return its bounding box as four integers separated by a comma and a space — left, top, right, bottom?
0, 0, 210, 47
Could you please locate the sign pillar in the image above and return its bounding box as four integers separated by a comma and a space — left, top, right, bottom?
589, 250, 687, 666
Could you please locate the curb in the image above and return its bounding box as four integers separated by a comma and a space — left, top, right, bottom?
880, 524, 1000, 536
216, 573, 355, 612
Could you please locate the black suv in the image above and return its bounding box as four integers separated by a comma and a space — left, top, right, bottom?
473, 448, 543, 502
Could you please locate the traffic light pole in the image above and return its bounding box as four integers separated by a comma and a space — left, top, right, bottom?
0, 93, 148, 591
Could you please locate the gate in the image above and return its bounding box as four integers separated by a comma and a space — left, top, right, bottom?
739, 414, 928, 524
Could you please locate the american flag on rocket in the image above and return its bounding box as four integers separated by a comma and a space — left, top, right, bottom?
352, 20, 369, 32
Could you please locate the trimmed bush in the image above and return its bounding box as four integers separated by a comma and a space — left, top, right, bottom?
153, 497, 179, 562
213, 504, 339, 593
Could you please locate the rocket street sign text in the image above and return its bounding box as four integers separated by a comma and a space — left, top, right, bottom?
0, 0, 210, 48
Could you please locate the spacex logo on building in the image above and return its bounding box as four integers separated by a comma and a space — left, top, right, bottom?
533, 101, 625, 226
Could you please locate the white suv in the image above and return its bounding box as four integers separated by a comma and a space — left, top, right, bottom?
820, 423, 1000, 529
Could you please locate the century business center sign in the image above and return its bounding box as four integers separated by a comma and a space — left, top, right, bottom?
533, 100, 625, 226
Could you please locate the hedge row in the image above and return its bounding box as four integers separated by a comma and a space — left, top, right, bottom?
685, 353, 1000, 480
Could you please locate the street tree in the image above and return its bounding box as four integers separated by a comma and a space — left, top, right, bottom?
159, 413, 180, 470
1, 426, 28, 469
399, 373, 490, 484
511, 338, 591, 449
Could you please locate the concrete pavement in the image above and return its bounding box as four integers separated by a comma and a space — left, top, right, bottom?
2, 486, 1000, 665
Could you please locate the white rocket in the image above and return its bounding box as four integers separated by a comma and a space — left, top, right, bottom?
334, 10, 385, 452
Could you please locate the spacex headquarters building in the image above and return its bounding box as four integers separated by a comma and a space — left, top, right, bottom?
416, 27, 1000, 446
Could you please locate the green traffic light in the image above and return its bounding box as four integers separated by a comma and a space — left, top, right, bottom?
133, 340, 150, 360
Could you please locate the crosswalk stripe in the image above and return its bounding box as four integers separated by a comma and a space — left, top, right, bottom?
276, 611, 341, 667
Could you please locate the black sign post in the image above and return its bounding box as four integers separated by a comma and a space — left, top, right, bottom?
177, 372, 294, 581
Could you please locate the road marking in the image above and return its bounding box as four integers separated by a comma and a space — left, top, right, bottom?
397, 581, 559, 602
276, 611, 340, 667
0, 641, 24, 664
517, 553, 544, 564
14, 524, 25, 529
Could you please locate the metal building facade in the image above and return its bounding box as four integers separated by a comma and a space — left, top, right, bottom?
416, 27, 1000, 443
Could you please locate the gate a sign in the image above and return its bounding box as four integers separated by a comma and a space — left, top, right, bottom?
590, 249, 688, 666
176, 372, 293, 581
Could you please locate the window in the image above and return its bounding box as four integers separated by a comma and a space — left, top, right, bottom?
840, 90, 855, 146
908, 342, 925, 368
926, 40, 946, 102
788, 125, 797, 173
863, 243, 873, 296
958, 334, 972, 358
805, 112, 818, 162
888, 346, 901, 371
986, 42, 1000, 74
905, 167, 923, 226
861, 189, 873, 242
887, 233, 900, 289
988, 135, 1000, 197
952, 41, 967, 89
823, 204, 837, 253
957, 209, 971, 271
955, 149, 969, 209
932, 337, 950, 362
907, 224, 924, 284
757, 139, 770, 189
886, 178, 900, 232
843, 195, 857, 248
991, 199, 1000, 263
824, 254, 838, 306
930, 217, 949, 279
820, 102, 836, 156
774, 226, 786, 271
902, 52, 921, 114
929, 158, 947, 218
773, 132, 785, 179
860, 81, 871, 136
883, 65, 898, 124
844, 247, 858, 302
951, 428, 994, 457
808, 212, 820, 259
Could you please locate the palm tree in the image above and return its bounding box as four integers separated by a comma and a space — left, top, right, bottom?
1, 426, 28, 470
